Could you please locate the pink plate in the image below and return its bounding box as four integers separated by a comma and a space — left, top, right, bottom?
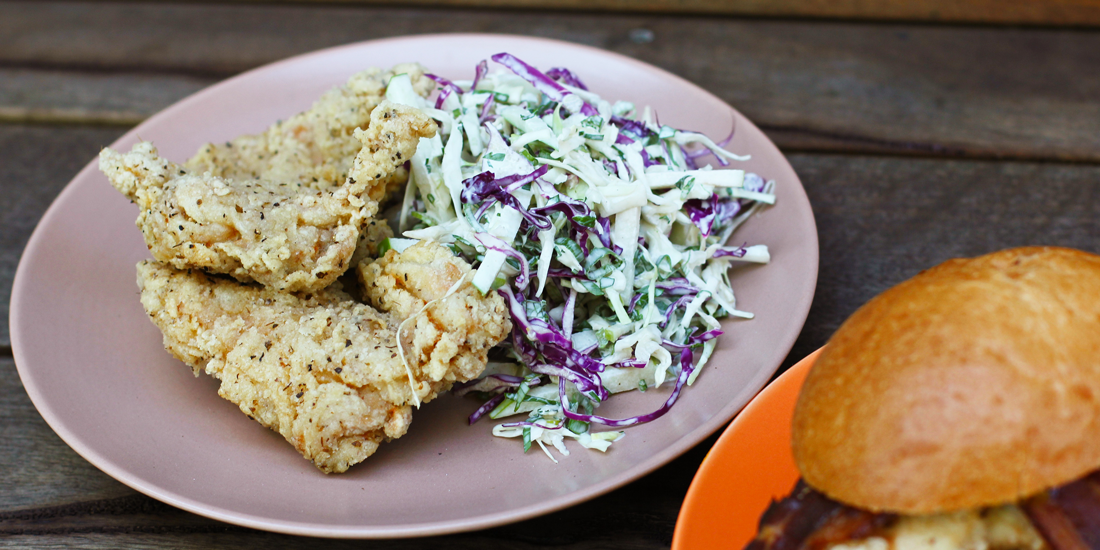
10, 34, 817, 538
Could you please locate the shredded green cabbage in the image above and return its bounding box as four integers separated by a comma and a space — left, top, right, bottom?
396, 57, 776, 460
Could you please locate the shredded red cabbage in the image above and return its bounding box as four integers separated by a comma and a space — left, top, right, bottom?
453, 373, 528, 397
490, 53, 599, 117
661, 329, 723, 351
713, 245, 748, 259
475, 233, 531, 290
425, 73, 464, 109
684, 196, 719, 237
558, 351, 695, 427
546, 67, 589, 91
465, 167, 554, 232
479, 93, 496, 123
685, 193, 747, 237
684, 123, 736, 167
469, 393, 506, 424
611, 116, 656, 141
661, 295, 696, 328
655, 279, 699, 294
471, 60, 489, 91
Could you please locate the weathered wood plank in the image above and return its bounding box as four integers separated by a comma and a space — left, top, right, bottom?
0, 490, 680, 548
1, 2, 1098, 160
0, 124, 127, 349
0, 69, 211, 126
0, 358, 134, 511
243, 0, 1100, 27
786, 153, 1100, 360
0, 534, 665, 550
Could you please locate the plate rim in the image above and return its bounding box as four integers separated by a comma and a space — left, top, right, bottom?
11, 33, 818, 538
670, 347, 823, 549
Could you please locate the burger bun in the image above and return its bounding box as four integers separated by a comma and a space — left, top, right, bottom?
792, 246, 1100, 514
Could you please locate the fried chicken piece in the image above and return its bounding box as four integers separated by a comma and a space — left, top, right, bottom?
185, 63, 435, 196
358, 241, 514, 386
183, 64, 435, 276
101, 101, 436, 292
347, 104, 437, 204
136, 243, 510, 473
350, 218, 395, 268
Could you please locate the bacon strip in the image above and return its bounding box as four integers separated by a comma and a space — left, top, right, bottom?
1023, 471, 1100, 550
745, 480, 894, 550
749, 471, 1100, 550
803, 506, 895, 550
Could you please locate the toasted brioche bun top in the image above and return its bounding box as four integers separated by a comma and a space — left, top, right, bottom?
792, 247, 1100, 515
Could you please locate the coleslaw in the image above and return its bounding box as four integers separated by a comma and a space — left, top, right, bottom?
384, 54, 775, 461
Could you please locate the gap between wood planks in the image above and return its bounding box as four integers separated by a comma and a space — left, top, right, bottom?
121, 0, 1100, 28
758, 126, 1100, 166
0, 495, 236, 536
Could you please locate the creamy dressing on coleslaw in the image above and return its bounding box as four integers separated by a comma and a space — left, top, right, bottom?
386, 54, 775, 459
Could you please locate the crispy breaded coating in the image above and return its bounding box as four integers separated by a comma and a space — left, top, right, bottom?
184, 63, 434, 194
350, 218, 395, 268
101, 101, 436, 293
360, 240, 479, 319
137, 245, 509, 473
358, 241, 514, 386
348, 105, 436, 205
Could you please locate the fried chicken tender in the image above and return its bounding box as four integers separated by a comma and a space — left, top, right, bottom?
185, 63, 435, 197
136, 242, 510, 473
350, 218, 395, 268
358, 241, 513, 386
101, 101, 436, 293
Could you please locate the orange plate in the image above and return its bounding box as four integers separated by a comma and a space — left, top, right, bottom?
672, 348, 822, 550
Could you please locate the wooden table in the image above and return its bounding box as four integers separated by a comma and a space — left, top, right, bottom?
2, 2, 1098, 547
